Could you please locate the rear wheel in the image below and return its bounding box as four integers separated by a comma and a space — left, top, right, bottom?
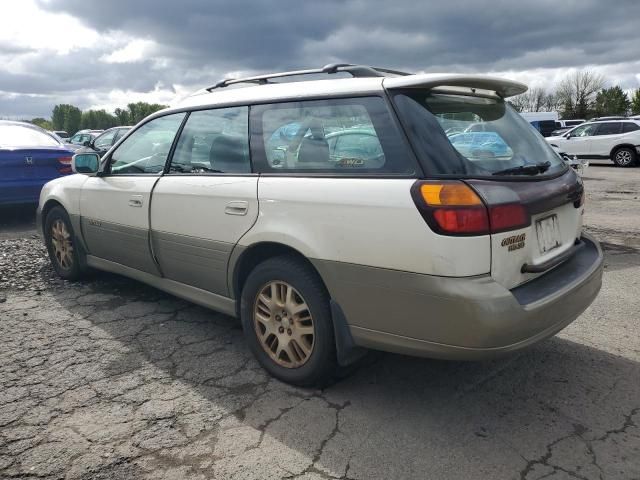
44, 206, 88, 280
240, 255, 337, 387
612, 147, 636, 167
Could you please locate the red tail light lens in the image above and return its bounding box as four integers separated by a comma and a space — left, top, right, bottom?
488, 204, 529, 233
57, 156, 72, 174
433, 208, 490, 234
411, 181, 530, 236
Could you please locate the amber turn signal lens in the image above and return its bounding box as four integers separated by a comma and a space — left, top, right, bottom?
420, 183, 483, 206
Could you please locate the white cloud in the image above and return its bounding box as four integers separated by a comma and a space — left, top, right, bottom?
0, 0, 99, 55
100, 39, 157, 64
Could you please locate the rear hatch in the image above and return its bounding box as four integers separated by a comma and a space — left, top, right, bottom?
385, 76, 585, 289
468, 172, 584, 288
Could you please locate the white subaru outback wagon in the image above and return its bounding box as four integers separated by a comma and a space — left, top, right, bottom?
38, 64, 603, 386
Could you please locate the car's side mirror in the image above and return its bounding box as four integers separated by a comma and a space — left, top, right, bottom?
72, 153, 100, 175
565, 134, 572, 139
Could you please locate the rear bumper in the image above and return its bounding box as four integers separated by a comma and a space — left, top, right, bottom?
313, 233, 603, 360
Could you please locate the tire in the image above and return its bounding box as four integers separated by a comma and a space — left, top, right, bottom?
612, 147, 637, 167
240, 255, 337, 387
44, 206, 88, 281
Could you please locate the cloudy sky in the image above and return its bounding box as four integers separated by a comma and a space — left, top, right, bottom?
1, 0, 639, 119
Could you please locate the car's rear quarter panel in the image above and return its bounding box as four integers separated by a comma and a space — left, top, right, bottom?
242, 177, 490, 276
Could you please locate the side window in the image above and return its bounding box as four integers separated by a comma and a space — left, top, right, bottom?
94, 130, 117, 149
255, 97, 414, 174
594, 123, 622, 136
169, 107, 250, 174
622, 122, 640, 133
571, 124, 598, 137
108, 113, 185, 175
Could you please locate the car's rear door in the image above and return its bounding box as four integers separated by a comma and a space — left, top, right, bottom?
79, 113, 186, 274
590, 122, 622, 156
149, 107, 258, 297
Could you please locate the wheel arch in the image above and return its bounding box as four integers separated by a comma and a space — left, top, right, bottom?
229, 241, 327, 306
229, 240, 365, 366
609, 143, 637, 159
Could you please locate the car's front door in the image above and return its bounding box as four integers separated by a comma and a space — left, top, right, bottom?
562, 123, 597, 157
79, 113, 186, 274
149, 107, 258, 296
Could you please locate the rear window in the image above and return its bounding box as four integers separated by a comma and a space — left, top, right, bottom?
252, 97, 414, 174
622, 122, 639, 133
595, 123, 622, 135
391, 91, 566, 177
0, 125, 61, 148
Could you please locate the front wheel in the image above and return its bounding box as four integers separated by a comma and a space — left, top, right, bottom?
240, 255, 337, 387
44, 206, 88, 281
612, 147, 637, 167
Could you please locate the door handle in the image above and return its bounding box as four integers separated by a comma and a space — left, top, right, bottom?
128, 195, 143, 207
225, 201, 249, 216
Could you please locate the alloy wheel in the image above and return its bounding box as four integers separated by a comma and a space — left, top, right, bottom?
616, 149, 632, 166
50, 219, 74, 270
253, 281, 315, 368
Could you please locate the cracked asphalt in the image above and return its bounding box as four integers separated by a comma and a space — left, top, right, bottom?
1, 162, 639, 480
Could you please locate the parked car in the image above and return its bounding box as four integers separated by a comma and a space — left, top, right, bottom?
546, 119, 640, 167
557, 119, 585, 128
447, 131, 512, 158
75, 126, 132, 158
0, 120, 75, 205
51, 130, 70, 141
551, 119, 585, 136
65, 130, 103, 152
520, 112, 559, 137
37, 64, 603, 386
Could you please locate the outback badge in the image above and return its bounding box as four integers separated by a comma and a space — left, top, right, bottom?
501, 233, 526, 252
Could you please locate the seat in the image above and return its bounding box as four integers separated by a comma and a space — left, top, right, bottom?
298, 120, 329, 164
209, 135, 249, 173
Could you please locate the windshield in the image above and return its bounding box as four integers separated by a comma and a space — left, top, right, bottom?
392, 91, 566, 177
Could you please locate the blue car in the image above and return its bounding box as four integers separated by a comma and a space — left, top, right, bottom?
0, 121, 75, 205
448, 131, 513, 158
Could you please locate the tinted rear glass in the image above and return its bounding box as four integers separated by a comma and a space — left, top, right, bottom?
595, 123, 621, 135
0, 125, 61, 148
392, 91, 566, 177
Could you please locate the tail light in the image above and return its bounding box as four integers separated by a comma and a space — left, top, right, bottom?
411, 181, 530, 236
57, 156, 72, 174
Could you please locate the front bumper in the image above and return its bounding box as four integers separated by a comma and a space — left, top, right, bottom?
313, 233, 603, 360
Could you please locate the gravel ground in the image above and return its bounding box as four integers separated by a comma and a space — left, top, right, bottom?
0, 163, 639, 480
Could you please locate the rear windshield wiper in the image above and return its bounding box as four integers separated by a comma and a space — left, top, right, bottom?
492, 161, 551, 176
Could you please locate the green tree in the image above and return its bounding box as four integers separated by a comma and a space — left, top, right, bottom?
30, 118, 53, 130
126, 102, 168, 124
594, 86, 631, 117
51, 104, 82, 134
631, 89, 640, 115
114, 108, 130, 125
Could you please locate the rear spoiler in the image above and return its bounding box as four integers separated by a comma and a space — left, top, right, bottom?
383, 74, 528, 98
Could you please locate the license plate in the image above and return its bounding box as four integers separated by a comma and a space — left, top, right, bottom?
536, 215, 561, 254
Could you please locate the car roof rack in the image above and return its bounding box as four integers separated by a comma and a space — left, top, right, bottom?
205, 63, 412, 91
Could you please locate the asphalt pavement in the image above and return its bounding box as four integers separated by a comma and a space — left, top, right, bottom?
0, 162, 638, 479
